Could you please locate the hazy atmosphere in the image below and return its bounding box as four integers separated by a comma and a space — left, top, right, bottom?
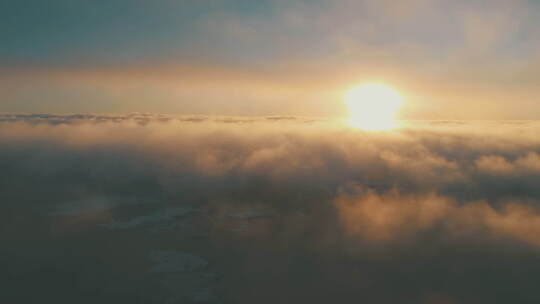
2, 0, 540, 118
2, 1, 540, 304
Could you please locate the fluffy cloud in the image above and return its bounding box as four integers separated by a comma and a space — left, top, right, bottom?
2, 115, 540, 303
476, 152, 540, 175
336, 187, 540, 247
2, 114, 540, 208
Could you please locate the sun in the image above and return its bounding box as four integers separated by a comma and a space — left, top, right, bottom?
344, 83, 403, 131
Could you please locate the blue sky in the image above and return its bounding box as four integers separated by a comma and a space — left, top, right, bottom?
1, 0, 539, 118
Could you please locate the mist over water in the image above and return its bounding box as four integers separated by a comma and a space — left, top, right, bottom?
2, 114, 540, 304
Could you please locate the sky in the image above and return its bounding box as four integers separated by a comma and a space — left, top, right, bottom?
1, 0, 540, 118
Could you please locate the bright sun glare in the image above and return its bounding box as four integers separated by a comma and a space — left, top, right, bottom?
345, 83, 403, 131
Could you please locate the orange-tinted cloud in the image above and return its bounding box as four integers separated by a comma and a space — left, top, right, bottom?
336, 187, 540, 247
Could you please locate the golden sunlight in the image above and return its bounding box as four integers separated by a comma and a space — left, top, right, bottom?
345, 83, 403, 131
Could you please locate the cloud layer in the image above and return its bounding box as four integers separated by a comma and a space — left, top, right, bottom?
2, 115, 540, 303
